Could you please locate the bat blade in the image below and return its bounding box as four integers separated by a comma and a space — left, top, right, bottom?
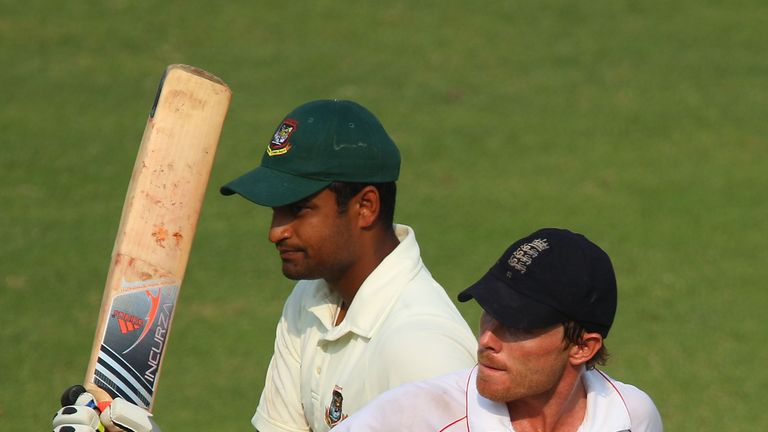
84, 65, 231, 411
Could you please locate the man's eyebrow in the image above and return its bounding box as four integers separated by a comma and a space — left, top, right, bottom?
291, 195, 316, 207
297, 190, 325, 206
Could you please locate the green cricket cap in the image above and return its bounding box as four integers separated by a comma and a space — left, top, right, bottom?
221, 99, 400, 207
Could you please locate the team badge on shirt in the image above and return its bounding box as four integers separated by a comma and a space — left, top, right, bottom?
324, 386, 348, 428
267, 118, 298, 156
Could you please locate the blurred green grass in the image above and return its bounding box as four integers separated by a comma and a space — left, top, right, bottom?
2, 1, 767, 430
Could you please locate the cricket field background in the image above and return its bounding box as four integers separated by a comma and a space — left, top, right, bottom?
2, 1, 766, 430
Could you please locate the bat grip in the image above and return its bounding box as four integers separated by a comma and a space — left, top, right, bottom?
85, 383, 116, 407
61, 384, 114, 410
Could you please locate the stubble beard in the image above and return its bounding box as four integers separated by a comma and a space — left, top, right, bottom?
280, 256, 311, 280
280, 242, 356, 283
476, 358, 569, 403
278, 211, 357, 282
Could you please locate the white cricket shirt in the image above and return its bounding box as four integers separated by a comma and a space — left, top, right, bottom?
252, 224, 478, 432
335, 366, 663, 432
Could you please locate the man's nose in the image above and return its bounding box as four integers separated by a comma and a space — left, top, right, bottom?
478, 313, 501, 353
268, 208, 292, 243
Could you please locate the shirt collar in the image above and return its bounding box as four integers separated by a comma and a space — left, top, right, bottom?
313, 224, 423, 341
578, 369, 632, 432
465, 367, 633, 432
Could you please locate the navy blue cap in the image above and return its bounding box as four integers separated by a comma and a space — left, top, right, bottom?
458, 228, 617, 337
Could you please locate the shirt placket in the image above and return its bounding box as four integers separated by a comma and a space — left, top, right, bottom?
311, 337, 334, 429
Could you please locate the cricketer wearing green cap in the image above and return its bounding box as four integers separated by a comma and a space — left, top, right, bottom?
221, 99, 401, 206
221, 100, 477, 432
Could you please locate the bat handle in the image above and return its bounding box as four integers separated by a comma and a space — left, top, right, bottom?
85, 383, 115, 409
61, 384, 114, 409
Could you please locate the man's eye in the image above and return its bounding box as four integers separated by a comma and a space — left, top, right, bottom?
503, 327, 537, 340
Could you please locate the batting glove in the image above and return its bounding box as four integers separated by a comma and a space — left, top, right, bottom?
53, 404, 102, 431
53, 385, 157, 432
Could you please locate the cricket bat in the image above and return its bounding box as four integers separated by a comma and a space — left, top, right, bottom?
82, 64, 231, 411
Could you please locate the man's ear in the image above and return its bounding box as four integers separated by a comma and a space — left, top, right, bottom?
355, 186, 381, 228
569, 332, 603, 366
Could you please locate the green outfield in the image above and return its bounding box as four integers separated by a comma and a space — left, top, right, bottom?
2, 1, 766, 430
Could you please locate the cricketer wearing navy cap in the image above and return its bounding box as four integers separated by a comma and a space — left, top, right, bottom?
332, 228, 662, 432
458, 227, 618, 338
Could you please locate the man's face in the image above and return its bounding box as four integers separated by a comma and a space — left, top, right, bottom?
268, 188, 359, 283
476, 311, 571, 403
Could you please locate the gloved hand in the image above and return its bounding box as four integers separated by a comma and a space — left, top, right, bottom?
53, 385, 156, 432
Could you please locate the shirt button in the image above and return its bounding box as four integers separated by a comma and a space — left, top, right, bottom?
315, 367, 321, 375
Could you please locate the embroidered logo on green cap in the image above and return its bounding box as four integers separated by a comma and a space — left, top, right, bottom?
267, 118, 298, 156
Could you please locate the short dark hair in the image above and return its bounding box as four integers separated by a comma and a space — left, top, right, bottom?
562, 320, 609, 370
327, 181, 397, 227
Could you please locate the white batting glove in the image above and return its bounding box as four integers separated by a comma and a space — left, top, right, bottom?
53, 389, 103, 432
53, 404, 101, 431
53, 386, 156, 432
100, 398, 154, 432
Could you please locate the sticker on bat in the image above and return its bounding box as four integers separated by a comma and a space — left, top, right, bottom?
94, 279, 178, 409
